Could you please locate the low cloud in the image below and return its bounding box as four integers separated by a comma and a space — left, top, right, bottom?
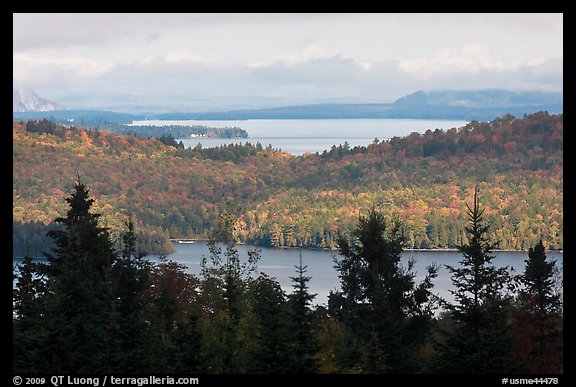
13, 53, 115, 82
14, 14, 562, 111
17, 52, 562, 111
163, 50, 204, 64
399, 43, 527, 78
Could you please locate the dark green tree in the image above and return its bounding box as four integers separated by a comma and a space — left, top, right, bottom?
248, 274, 289, 373
14, 177, 205, 374
44, 175, 115, 279
41, 176, 118, 373
431, 187, 519, 373
13, 256, 47, 322
13, 256, 49, 373
199, 206, 260, 373
513, 240, 562, 373
105, 218, 156, 372
523, 241, 561, 317
147, 257, 203, 373
285, 252, 318, 373
328, 207, 438, 373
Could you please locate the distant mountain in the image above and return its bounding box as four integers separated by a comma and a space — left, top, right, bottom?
12, 89, 562, 121
152, 89, 563, 121
13, 87, 66, 112
383, 89, 563, 120
394, 89, 563, 108
152, 103, 395, 120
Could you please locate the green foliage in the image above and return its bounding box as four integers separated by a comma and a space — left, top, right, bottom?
197, 207, 262, 373
115, 124, 248, 139
248, 274, 290, 373
14, 180, 203, 373
430, 188, 520, 373
285, 253, 319, 373
36, 177, 118, 372
12, 112, 565, 373
24, 115, 248, 140
329, 208, 439, 373
13, 112, 563, 256
13, 178, 563, 373
510, 241, 563, 373
145, 257, 203, 373
523, 241, 562, 316
12, 256, 49, 372
157, 134, 184, 149
106, 218, 158, 372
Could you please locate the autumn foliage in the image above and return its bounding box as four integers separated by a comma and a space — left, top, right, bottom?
13, 112, 562, 256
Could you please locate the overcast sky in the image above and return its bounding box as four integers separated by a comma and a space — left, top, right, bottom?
13, 13, 563, 112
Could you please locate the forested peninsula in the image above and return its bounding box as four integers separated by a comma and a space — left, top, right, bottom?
13, 112, 562, 256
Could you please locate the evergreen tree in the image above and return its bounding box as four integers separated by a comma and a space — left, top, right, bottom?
328, 207, 438, 373
106, 218, 156, 372
286, 252, 318, 373
513, 240, 562, 373
170, 310, 203, 373
523, 241, 561, 317
13, 256, 49, 373
44, 175, 115, 279
13, 256, 47, 321
431, 187, 519, 373
199, 206, 260, 373
248, 274, 289, 373
13, 177, 203, 373
147, 257, 203, 373
41, 176, 118, 372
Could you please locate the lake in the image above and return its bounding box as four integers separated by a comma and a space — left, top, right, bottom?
130, 118, 468, 155
12, 241, 563, 307
145, 241, 564, 307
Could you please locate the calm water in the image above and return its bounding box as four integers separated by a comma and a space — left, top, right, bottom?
12, 242, 563, 307
148, 241, 564, 307
130, 118, 468, 155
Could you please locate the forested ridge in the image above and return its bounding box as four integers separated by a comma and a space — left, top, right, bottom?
13, 111, 563, 256
13, 182, 563, 374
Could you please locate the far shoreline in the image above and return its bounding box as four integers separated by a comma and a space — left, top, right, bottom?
167, 239, 563, 254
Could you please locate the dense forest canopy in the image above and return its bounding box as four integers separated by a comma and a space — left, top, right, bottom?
13, 181, 563, 374
13, 112, 562, 256
22, 117, 248, 140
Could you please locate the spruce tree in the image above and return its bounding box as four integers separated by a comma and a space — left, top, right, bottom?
106, 218, 155, 372
329, 207, 438, 373
286, 252, 318, 373
42, 176, 118, 372
13, 256, 49, 373
513, 240, 562, 372
13, 256, 47, 322
432, 187, 518, 373
199, 206, 260, 373
523, 241, 561, 317
249, 274, 289, 373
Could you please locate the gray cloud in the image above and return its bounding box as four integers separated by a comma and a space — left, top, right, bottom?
14, 13, 563, 112
13, 13, 211, 51
24, 53, 562, 112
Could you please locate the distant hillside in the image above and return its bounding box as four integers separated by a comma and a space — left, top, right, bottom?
153, 103, 395, 120
152, 89, 563, 121
12, 114, 248, 140
13, 89, 562, 121
389, 90, 563, 119
393, 89, 563, 108
13, 112, 563, 256
12, 109, 137, 124
13, 87, 66, 112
